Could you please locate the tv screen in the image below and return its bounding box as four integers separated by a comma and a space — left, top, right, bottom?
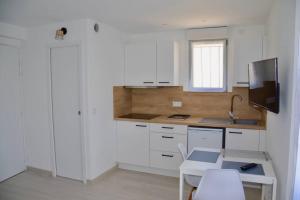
248, 58, 279, 114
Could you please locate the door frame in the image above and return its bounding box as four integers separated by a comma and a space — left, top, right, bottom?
0, 37, 26, 178
47, 42, 88, 183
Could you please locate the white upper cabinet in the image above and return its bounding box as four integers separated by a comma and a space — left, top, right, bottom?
125, 40, 179, 86
125, 41, 157, 86
231, 26, 264, 87
157, 41, 179, 86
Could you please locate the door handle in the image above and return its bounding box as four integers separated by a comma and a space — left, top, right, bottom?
158, 81, 170, 84
162, 136, 174, 139
136, 125, 147, 128
143, 81, 154, 84
161, 154, 174, 158
161, 126, 174, 129
228, 131, 243, 134
78, 110, 81, 116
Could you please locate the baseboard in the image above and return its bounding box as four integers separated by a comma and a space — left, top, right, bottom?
26, 166, 52, 176
118, 163, 179, 178
87, 165, 118, 183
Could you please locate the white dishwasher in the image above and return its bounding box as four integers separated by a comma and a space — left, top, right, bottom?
187, 126, 225, 153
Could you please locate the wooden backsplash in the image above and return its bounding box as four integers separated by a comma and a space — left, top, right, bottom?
113, 86, 263, 120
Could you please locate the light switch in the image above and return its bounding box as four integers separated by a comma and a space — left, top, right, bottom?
172, 101, 182, 107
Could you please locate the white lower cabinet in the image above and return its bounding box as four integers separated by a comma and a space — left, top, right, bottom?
117, 121, 187, 172
117, 121, 149, 167
116, 120, 266, 175
225, 128, 261, 151
150, 124, 187, 171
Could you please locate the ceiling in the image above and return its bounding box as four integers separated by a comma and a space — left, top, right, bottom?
0, 0, 273, 33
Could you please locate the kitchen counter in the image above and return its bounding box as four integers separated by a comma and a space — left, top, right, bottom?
114, 115, 266, 130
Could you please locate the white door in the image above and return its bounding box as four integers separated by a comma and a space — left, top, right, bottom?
0, 43, 25, 182
50, 45, 83, 180
125, 41, 157, 86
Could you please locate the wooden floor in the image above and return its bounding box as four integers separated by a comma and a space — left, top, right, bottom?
0, 169, 261, 200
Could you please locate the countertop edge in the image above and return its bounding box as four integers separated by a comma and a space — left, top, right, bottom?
113, 116, 266, 131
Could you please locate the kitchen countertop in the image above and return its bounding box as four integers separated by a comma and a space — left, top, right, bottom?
114, 115, 266, 130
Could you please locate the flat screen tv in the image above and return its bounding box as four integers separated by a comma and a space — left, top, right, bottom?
248, 58, 279, 114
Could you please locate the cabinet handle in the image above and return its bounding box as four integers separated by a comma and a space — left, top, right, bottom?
162, 136, 174, 139
143, 81, 154, 84
136, 125, 147, 127
229, 131, 243, 134
161, 154, 174, 158
161, 126, 174, 129
158, 81, 170, 84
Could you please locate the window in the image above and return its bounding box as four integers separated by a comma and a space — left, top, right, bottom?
189, 40, 227, 92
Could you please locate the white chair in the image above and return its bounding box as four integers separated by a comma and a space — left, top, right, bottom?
178, 143, 201, 200
193, 169, 245, 200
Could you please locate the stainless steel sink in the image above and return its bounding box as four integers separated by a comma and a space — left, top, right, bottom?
200, 118, 258, 125
200, 118, 232, 124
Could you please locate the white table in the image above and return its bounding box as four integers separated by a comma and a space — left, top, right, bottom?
179, 148, 277, 200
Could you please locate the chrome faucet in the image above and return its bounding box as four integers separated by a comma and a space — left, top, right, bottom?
229, 94, 243, 123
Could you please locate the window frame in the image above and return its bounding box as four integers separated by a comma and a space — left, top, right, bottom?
188, 39, 228, 92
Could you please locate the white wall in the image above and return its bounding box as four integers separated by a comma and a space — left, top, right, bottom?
0, 22, 27, 40
85, 19, 124, 179
265, 0, 296, 199
291, 0, 300, 199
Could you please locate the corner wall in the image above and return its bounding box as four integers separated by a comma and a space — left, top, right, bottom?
85, 19, 124, 179
265, 0, 296, 199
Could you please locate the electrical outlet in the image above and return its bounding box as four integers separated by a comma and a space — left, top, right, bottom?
172, 101, 182, 107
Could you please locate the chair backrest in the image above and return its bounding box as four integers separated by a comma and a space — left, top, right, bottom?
178, 143, 187, 160
194, 169, 245, 200
178, 143, 201, 188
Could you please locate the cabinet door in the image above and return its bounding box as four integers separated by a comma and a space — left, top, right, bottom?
117, 121, 149, 166
125, 41, 156, 86
157, 41, 179, 86
188, 129, 223, 152
232, 26, 264, 86
226, 128, 260, 151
